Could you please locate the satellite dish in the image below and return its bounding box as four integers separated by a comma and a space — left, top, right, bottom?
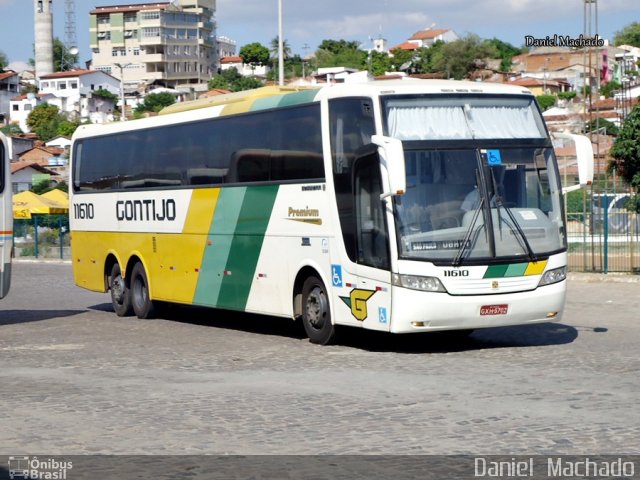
69, 47, 79, 55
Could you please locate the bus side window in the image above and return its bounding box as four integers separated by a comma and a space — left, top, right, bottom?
354, 155, 390, 270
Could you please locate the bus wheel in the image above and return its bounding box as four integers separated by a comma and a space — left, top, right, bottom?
110, 263, 132, 317
130, 262, 156, 319
301, 275, 336, 345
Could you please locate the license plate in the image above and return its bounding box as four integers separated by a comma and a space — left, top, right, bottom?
480, 304, 508, 316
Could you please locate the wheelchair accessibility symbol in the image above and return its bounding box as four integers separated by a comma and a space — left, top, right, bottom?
487, 149, 502, 166
331, 265, 343, 287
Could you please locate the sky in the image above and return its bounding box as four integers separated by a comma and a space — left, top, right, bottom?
0, 0, 638, 71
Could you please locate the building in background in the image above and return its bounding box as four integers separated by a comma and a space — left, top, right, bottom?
216, 35, 236, 62
34, 0, 55, 79
38, 69, 120, 123
407, 27, 458, 48
90, 0, 217, 93
0, 70, 20, 124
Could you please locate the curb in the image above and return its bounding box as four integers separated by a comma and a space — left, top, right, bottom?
568, 272, 640, 283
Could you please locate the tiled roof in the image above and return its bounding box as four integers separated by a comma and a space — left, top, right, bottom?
221, 56, 242, 64
11, 93, 51, 101
17, 146, 65, 158
39, 69, 96, 80
199, 89, 232, 98
409, 28, 449, 41
10, 162, 59, 175
391, 42, 419, 51
0, 70, 18, 81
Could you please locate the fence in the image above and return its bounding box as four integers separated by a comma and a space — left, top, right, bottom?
566, 188, 640, 274
13, 214, 71, 260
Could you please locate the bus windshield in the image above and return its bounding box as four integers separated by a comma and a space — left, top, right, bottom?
392, 146, 565, 264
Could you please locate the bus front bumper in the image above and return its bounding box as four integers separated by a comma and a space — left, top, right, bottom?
389, 280, 566, 333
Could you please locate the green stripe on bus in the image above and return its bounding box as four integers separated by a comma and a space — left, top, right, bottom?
483, 264, 509, 278
277, 89, 319, 107
216, 185, 279, 311
193, 187, 247, 307
251, 95, 283, 111
505, 263, 528, 277
484, 262, 530, 278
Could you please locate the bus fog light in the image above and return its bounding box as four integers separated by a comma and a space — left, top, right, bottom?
392, 274, 446, 292
538, 266, 567, 286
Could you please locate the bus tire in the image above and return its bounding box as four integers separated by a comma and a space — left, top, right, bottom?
301, 275, 336, 345
130, 262, 156, 319
110, 263, 132, 317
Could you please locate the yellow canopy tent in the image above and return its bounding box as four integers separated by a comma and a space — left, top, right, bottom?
41, 189, 69, 208
13, 190, 69, 219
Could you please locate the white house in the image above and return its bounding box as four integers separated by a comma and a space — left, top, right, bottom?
38, 69, 121, 123
408, 28, 458, 48
220, 56, 269, 78
9, 92, 56, 132
0, 70, 20, 124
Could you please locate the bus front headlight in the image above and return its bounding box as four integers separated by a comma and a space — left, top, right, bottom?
392, 274, 447, 292
538, 266, 567, 286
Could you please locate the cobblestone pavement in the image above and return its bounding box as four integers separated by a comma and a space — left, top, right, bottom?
0, 262, 638, 455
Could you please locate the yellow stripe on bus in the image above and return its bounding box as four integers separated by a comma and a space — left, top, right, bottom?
524, 260, 548, 276
148, 189, 220, 304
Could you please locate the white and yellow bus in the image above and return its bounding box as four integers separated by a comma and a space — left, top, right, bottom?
0, 132, 12, 299
70, 80, 592, 344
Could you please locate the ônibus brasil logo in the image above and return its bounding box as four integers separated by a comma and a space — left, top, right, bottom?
8, 456, 73, 479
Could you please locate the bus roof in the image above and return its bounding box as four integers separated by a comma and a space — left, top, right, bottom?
159, 78, 534, 116
72, 79, 535, 141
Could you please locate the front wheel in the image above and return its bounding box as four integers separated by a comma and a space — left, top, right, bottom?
110, 263, 132, 317
301, 275, 336, 345
130, 262, 156, 319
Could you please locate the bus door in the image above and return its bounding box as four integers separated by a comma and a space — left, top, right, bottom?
349, 153, 392, 332
0, 136, 11, 298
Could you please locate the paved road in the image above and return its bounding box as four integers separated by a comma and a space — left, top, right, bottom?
0, 262, 638, 455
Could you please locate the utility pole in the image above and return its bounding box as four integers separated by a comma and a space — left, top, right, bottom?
278, 0, 284, 86
114, 63, 131, 121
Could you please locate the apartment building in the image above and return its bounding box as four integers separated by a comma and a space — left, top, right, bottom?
90, 0, 217, 91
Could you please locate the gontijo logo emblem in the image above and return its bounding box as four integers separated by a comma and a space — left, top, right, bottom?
340, 289, 376, 321
8, 456, 73, 479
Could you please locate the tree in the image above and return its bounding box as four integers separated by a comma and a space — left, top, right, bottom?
433, 34, 497, 79
614, 22, 640, 47
609, 105, 640, 191
585, 118, 619, 136
0, 124, 22, 136
600, 80, 621, 99
92, 87, 118, 104
27, 103, 60, 133
208, 67, 263, 92
536, 94, 556, 111
483, 38, 524, 71
369, 50, 392, 76
315, 39, 367, 70
134, 92, 176, 115
269, 37, 292, 63
0, 49, 7, 69
53, 38, 79, 72
239, 42, 270, 69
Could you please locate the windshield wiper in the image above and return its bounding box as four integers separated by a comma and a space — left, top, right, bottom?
452, 198, 485, 267
489, 168, 537, 262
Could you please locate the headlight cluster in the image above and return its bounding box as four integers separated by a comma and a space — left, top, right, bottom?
392, 274, 447, 292
538, 266, 567, 286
